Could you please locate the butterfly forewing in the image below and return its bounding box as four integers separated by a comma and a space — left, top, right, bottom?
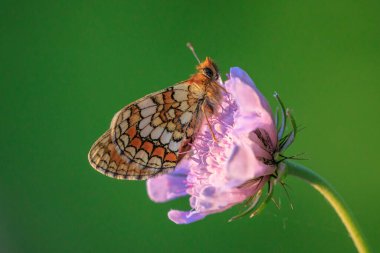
88, 81, 204, 180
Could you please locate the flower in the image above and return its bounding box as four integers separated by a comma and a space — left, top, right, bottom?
147, 67, 281, 224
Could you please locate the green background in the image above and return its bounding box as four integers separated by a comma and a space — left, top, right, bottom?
1, 1, 379, 252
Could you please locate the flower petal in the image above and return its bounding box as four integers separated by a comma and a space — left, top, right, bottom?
226, 67, 272, 115
226, 143, 271, 184
168, 210, 206, 224
191, 187, 249, 213
146, 161, 190, 203
225, 67, 277, 144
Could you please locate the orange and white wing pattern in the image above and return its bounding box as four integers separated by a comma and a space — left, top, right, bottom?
88, 82, 204, 180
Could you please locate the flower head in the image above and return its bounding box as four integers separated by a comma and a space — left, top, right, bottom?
147, 67, 294, 224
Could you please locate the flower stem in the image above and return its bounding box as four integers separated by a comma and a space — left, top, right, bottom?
284, 160, 371, 253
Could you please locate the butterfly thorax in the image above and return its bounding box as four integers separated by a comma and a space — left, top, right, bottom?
188, 57, 224, 115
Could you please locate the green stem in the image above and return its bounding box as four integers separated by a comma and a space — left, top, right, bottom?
284, 160, 371, 253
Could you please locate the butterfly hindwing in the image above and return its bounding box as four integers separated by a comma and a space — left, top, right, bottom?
88, 81, 204, 180
88, 130, 167, 179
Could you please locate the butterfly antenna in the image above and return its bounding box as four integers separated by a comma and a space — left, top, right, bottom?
186, 42, 201, 64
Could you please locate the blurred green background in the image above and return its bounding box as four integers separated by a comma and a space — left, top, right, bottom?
1, 0, 379, 252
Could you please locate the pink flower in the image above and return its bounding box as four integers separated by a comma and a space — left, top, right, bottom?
147, 67, 279, 224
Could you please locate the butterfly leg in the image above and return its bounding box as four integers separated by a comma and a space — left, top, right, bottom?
202, 103, 218, 142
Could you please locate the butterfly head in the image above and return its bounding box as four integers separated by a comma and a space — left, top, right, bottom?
197, 57, 220, 81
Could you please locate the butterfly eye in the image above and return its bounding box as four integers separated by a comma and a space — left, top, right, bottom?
203, 67, 214, 78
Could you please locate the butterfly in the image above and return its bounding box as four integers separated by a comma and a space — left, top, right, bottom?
88, 45, 225, 180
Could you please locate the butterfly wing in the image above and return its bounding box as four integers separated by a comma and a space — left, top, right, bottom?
88, 130, 143, 179
88, 81, 204, 180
